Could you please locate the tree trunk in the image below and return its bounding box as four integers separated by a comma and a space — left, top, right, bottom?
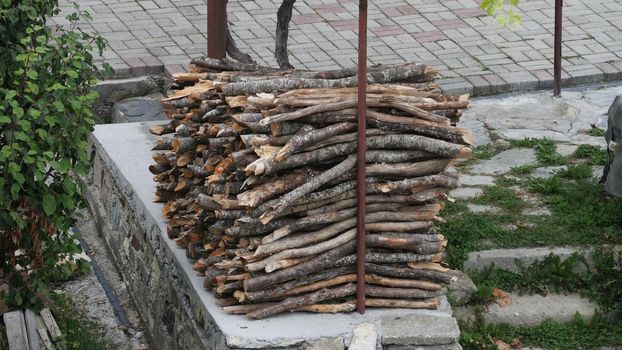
275, 0, 296, 69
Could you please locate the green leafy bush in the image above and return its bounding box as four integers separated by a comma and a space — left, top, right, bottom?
0, 0, 108, 307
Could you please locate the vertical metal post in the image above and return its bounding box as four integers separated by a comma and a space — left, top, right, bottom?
207, 0, 227, 59
554, 0, 563, 97
356, 0, 368, 315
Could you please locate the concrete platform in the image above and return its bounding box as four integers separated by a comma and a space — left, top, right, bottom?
84, 122, 462, 350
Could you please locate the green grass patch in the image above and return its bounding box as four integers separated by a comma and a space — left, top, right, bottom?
469, 253, 589, 297
575, 144, 608, 165
473, 144, 496, 160
586, 127, 606, 137
443, 175, 622, 269
472, 185, 524, 212
460, 314, 622, 350
510, 138, 566, 166
50, 293, 117, 350
556, 164, 592, 180
508, 164, 538, 175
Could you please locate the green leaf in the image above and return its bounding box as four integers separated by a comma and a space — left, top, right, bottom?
44, 115, 57, 126
52, 101, 64, 112
66, 69, 79, 78
63, 177, 76, 195
42, 193, 56, 216
27, 70, 38, 80
0, 116, 11, 124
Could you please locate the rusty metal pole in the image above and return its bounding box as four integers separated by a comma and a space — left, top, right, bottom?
207, 0, 227, 59
356, 0, 368, 315
554, 0, 563, 97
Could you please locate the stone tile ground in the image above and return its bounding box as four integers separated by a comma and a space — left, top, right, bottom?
53, 0, 622, 95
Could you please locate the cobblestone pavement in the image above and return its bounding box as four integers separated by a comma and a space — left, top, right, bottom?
53, 0, 622, 95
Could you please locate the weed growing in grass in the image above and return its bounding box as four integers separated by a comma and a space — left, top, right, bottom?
510, 138, 566, 165
473, 144, 497, 160
586, 127, 606, 137
575, 144, 608, 165
469, 253, 590, 297
460, 314, 622, 350
556, 163, 592, 180
443, 174, 622, 268
508, 164, 538, 175
473, 185, 524, 212
51, 293, 117, 350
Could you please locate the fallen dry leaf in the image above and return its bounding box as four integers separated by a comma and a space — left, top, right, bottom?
493, 338, 511, 350
492, 288, 511, 306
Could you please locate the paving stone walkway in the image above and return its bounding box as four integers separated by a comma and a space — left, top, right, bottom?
53, 0, 622, 95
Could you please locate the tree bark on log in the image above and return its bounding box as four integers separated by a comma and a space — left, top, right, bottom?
258, 154, 357, 223
222, 63, 435, 95
364, 298, 439, 309
366, 285, 440, 299
246, 283, 356, 319
335, 252, 441, 266
245, 228, 356, 272
366, 263, 451, 284
366, 274, 443, 291
275, 122, 356, 161
372, 174, 458, 193
236, 171, 312, 207
244, 266, 356, 301
244, 241, 356, 292
366, 159, 452, 177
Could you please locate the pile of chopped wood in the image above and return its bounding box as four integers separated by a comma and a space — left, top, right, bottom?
149, 57, 473, 320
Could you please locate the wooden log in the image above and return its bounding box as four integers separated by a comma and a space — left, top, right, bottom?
244, 266, 356, 301
222, 63, 434, 95
239, 134, 292, 148
275, 122, 357, 161
366, 109, 474, 145
237, 171, 312, 207
259, 99, 356, 126
372, 174, 458, 193
366, 234, 445, 254
304, 189, 447, 216
265, 255, 316, 273
271, 202, 403, 239
335, 252, 442, 266
258, 154, 357, 223
366, 263, 451, 284
245, 283, 357, 319
150, 124, 175, 135
366, 134, 470, 158
365, 274, 443, 291
244, 241, 356, 292
366, 285, 440, 299
254, 208, 436, 257
172, 137, 197, 154
366, 221, 435, 232
407, 262, 450, 272
245, 228, 357, 272
297, 302, 356, 313
364, 298, 439, 309
366, 159, 452, 177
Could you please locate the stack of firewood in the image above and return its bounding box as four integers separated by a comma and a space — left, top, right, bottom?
149, 57, 473, 320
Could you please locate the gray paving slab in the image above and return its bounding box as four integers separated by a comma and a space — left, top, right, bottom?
54, 0, 622, 94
